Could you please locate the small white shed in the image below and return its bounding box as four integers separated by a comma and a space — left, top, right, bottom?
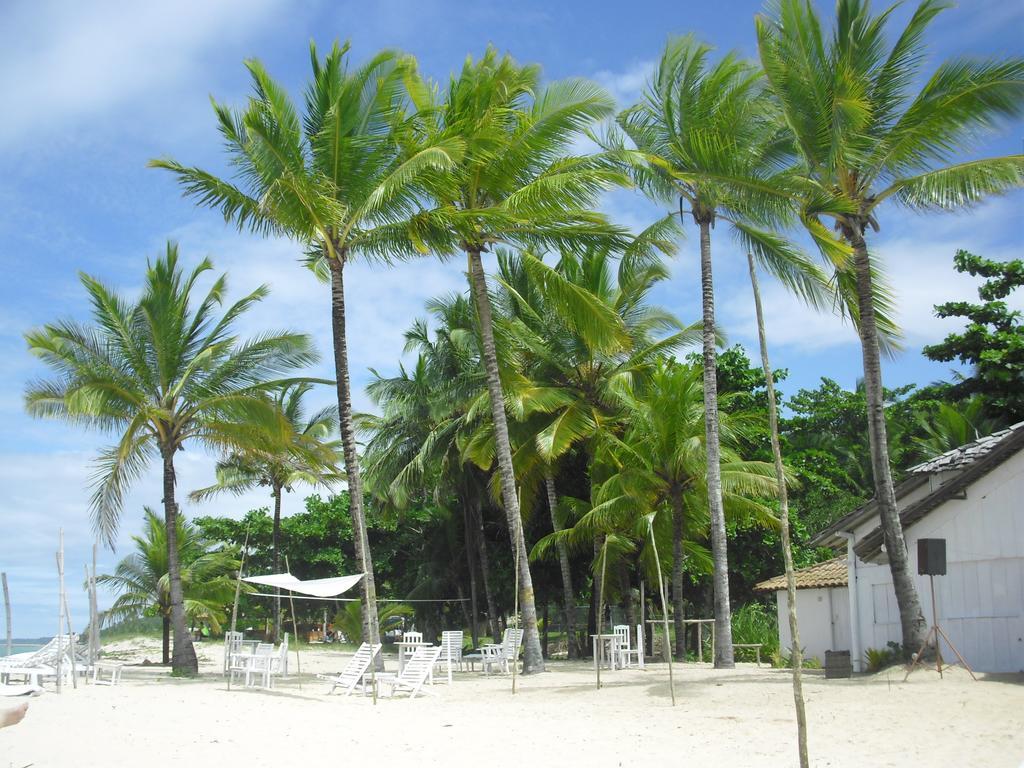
763, 422, 1024, 674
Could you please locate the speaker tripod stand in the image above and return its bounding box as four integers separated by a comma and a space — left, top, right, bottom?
903, 573, 977, 681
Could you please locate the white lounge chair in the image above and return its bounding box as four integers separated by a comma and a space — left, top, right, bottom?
377, 645, 443, 699
466, 628, 523, 675
0, 635, 75, 687
317, 643, 382, 696
435, 630, 464, 683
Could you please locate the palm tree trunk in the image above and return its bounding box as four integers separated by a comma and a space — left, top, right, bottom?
467, 248, 545, 674
462, 501, 480, 647
617, 559, 636, 644
473, 500, 501, 641
272, 482, 282, 644
544, 471, 577, 659
697, 218, 734, 668
747, 253, 809, 768
846, 226, 928, 652
161, 447, 198, 676
162, 615, 171, 665
328, 256, 382, 662
670, 488, 686, 661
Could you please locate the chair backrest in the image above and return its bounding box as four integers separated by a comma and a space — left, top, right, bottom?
400, 645, 443, 684
254, 642, 274, 657
402, 631, 423, 644
224, 631, 244, 654
335, 642, 382, 688
503, 628, 524, 657
614, 625, 630, 649
271, 633, 289, 673
440, 631, 463, 662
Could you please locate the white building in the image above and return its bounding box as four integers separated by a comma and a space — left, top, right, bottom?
756, 423, 1024, 673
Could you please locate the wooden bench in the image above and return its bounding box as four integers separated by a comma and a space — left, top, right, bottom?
732, 643, 763, 667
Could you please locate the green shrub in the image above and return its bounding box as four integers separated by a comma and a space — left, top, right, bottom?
731, 602, 779, 661
864, 642, 905, 672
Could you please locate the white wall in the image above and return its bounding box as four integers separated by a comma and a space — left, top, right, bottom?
850, 449, 1024, 673
776, 586, 851, 664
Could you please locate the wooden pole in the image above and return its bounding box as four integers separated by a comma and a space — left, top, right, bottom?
226, 527, 250, 689
511, 492, 521, 695
90, 542, 99, 664
2, 572, 11, 658
55, 529, 64, 693
84, 566, 93, 669
595, 536, 609, 690
284, 556, 301, 690
647, 516, 675, 706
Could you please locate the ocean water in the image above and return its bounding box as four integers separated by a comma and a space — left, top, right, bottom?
0, 642, 46, 657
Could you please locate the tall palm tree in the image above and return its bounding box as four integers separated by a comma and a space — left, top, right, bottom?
618, 35, 826, 667
25, 244, 315, 675
151, 42, 461, 652
757, 0, 1024, 650
97, 508, 244, 664
591, 362, 781, 659
190, 382, 343, 641
424, 47, 630, 673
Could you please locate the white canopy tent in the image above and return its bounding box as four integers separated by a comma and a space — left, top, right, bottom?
232, 572, 365, 686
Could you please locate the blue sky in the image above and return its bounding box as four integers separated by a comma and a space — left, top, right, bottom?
1, 0, 1021, 637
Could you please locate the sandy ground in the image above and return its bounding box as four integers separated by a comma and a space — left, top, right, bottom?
2, 637, 1022, 768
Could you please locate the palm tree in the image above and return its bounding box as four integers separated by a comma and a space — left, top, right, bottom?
190, 382, 343, 642
618, 35, 826, 667
489, 242, 691, 656
915, 396, 1001, 458
151, 42, 461, 652
97, 508, 243, 664
756, 0, 1024, 650
25, 244, 314, 675
424, 47, 629, 673
592, 362, 781, 659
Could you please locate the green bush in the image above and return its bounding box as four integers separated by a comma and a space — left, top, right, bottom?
731, 602, 779, 661
864, 641, 905, 672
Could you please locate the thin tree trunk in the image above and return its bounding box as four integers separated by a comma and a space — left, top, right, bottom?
671, 488, 686, 660
162, 616, 171, 665
161, 448, 197, 675
697, 218, 734, 668
272, 482, 282, 644
473, 499, 501, 641
544, 471, 577, 659
846, 226, 928, 652
467, 248, 545, 674
747, 253, 809, 768
462, 500, 480, 647
328, 256, 382, 664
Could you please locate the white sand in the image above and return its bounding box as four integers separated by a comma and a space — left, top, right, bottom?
2, 637, 1022, 767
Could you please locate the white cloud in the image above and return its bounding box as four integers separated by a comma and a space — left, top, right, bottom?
593, 59, 654, 110
0, 0, 284, 148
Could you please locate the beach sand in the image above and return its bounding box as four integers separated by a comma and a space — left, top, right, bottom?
2, 637, 1021, 767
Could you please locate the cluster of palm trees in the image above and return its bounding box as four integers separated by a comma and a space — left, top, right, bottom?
24, 7, 1022, 745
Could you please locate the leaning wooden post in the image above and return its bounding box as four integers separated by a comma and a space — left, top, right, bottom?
595, 536, 609, 690
2, 572, 11, 658
284, 556, 301, 689
90, 542, 100, 663
226, 527, 250, 689
647, 515, 675, 706
84, 566, 94, 669
55, 530, 64, 693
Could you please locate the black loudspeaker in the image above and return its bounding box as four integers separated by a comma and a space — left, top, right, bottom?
917, 538, 947, 576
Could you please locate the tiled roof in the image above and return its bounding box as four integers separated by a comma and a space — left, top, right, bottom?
754, 557, 847, 593
908, 421, 1024, 474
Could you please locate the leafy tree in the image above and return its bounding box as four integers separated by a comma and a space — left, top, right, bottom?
25, 244, 314, 675
923, 250, 1024, 419
190, 382, 343, 641
757, 0, 1024, 651
97, 509, 243, 664
617, 35, 826, 668
152, 42, 460, 653
913, 396, 1003, 459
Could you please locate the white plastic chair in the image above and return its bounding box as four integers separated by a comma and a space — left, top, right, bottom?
436, 630, 464, 683
613, 625, 630, 669
317, 643, 382, 696
619, 624, 645, 669
466, 628, 523, 675
223, 631, 244, 675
